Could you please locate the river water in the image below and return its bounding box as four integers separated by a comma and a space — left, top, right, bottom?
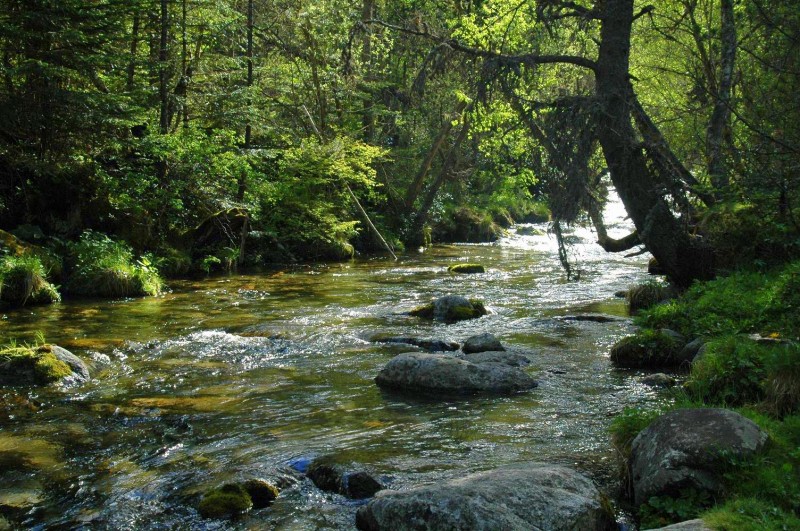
0, 197, 668, 529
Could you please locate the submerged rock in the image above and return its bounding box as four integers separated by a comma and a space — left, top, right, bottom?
409, 296, 487, 322
307, 459, 383, 499
242, 479, 279, 509
355, 464, 613, 531
461, 333, 505, 354
370, 335, 459, 352
629, 408, 769, 507
375, 352, 537, 395
198, 483, 253, 519
447, 263, 486, 274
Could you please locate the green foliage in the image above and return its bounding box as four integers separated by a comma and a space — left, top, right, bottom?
638, 261, 800, 339
64, 231, 163, 298
626, 281, 672, 314
639, 488, 712, 529
685, 336, 768, 407
0, 254, 61, 307
609, 407, 663, 458
609, 329, 685, 369
703, 498, 800, 531
764, 343, 800, 417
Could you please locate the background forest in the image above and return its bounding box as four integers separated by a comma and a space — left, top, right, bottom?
0, 0, 798, 284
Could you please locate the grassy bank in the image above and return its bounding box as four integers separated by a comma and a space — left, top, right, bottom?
611, 261, 800, 529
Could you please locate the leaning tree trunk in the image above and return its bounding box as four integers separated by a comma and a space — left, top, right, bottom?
596, 0, 713, 287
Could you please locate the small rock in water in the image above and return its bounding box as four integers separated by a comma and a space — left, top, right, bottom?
461, 333, 505, 354
242, 479, 279, 509
307, 458, 383, 499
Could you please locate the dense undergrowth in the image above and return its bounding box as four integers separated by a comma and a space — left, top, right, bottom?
611, 260, 800, 529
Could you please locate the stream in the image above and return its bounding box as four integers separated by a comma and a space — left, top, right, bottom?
0, 196, 670, 529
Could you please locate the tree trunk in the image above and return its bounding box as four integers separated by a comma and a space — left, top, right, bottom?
706, 0, 737, 195
158, 0, 169, 135
409, 107, 472, 244
126, 13, 140, 91
596, 0, 713, 287
404, 100, 467, 210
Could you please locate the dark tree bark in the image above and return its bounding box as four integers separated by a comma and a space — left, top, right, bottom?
706, 0, 737, 195
158, 0, 169, 135
595, 0, 713, 287
127, 13, 140, 91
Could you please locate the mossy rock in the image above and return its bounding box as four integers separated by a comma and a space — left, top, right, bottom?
610, 329, 689, 369
0, 345, 74, 386
409, 296, 488, 322
65, 268, 160, 298
242, 479, 279, 509
626, 282, 673, 314
198, 483, 253, 519
447, 263, 486, 274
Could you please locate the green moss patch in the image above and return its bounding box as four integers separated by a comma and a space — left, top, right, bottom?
0, 345, 72, 386
198, 483, 253, 519
609, 329, 686, 369
447, 263, 486, 274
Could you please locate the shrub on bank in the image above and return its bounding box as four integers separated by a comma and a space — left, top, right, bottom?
64, 231, 163, 298
0, 254, 61, 307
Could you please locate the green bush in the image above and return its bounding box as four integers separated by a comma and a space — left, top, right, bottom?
626, 281, 672, 314
0, 255, 61, 307
64, 231, 163, 298
685, 336, 768, 407
764, 343, 800, 417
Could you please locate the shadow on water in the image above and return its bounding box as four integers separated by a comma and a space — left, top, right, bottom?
0, 195, 674, 529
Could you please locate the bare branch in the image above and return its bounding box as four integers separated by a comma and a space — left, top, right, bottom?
365, 19, 598, 73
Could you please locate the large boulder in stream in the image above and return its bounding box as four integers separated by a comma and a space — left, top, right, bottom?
355, 464, 614, 531
629, 408, 769, 507
375, 352, 536, 395
409, 296, 487, 322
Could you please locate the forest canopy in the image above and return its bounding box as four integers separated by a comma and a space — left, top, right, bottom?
0, 0, 797, 284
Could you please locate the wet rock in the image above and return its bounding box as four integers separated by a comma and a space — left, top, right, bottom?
409, 296, 487, 322
370, 335, 459, 352
650, 520, 711, 530
198, 483, 253, 519
560, 315, 622, 323
375, 352, 537, 395
630, 408, 769, 507
461, 333, 505, 354
460, 351, 531, 367
648, 257, 666, 275
242, 479, 279, 509
641, 373, 676, 387
307, 459, 383, 499
0, 344, 89, 386
610, 330, 689, 369
355, 464, 613, 531
447, 263, 485, 274
516, 226, 546, 236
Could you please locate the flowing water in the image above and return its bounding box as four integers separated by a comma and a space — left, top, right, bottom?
0, 196, 670, 529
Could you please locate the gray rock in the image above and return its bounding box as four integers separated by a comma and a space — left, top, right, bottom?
51, 345, 91, 383
375, 352, 537, 395
307, 459, 383, 500
678, 338, 705, 364
649, 519, 711, 530
370, 335, 460, 352
560, 315, 622, 323
630, 408, 769, 506
641, 373, 676, 387
462, 333, 505, 354
432, 296, 485, 321
460, 351, 531, 367
355, 464, 613, 531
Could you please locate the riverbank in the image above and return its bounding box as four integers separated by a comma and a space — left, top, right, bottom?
611, 260, 800, 529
